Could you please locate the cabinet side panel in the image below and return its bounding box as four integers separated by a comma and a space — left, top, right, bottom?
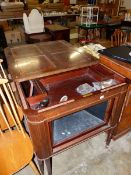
27, 118, 52, 159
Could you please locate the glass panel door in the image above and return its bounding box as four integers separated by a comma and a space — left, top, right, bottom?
52, 101, 108, 145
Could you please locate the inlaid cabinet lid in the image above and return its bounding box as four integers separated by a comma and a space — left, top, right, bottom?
100, 55, 131, 80
5, 40, 98, 82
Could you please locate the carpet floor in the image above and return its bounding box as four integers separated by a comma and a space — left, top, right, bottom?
15, 132, 131, 175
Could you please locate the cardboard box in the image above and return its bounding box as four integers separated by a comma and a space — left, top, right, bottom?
5, 30, 22, 45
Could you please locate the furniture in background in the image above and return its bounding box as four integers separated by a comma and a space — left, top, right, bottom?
23, 9, 44, 34
23, 9, 52, 43
0, 27, 8, 68
5, 40, 128, 175
45, 24, 70, 42
78, 23, 106, 44
106, 22, 121, 40
0, 27, 7, 51
41, 3, 65, 13
80, 6, 99, 26
5, 30, 22, 45
27, 0, 39, 10
100, 54, 131, 139
0, 11, 27, 20
28, 2, 64, 12
44, 13, 79, 27
98, 0, 120, 16
121, 20, 131, 27
0, 21, 12, 31
0, 10, 79, 26
25, 32, 52, 43
111, 29, 127, 47
0, 60, 40, 175
0, 1, 24, 12
121, 20, 131, 42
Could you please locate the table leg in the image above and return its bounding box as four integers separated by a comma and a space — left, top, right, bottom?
78, 26, 80, 43
86, 29, 88, 42
129, 32, 131, 42
45, 157, 52, 175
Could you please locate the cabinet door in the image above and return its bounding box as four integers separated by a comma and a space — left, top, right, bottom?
115, 84, 131, 138
52, 101, 108, 146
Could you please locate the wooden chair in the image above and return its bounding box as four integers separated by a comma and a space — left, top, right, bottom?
0, 59, 40, 175
111, 29, 127, 47
23, 9, 52, 43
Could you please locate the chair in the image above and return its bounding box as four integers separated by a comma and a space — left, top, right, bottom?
111, 29, 127, 47
0, 59, 40, 175
23, 9, 52, 43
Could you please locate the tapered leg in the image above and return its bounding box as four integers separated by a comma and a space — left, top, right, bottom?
106, 129, 113, 146
45, 157, 52, 175
37, 159, 44, 175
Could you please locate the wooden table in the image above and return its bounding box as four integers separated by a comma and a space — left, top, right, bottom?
78, 23, 106, 43
45, 24, 70, 42
0, 11, 29, 21
100, 55, 131, 138
25, 32, 52, 44
5, 41, 128, 175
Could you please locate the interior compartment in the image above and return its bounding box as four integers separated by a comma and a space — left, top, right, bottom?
20, 80, 48, 109
20, 80, 44, 97
52, 101, 108, 145
20, 63, 125, 110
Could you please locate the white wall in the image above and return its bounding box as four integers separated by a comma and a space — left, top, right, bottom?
124, 0, 131, 9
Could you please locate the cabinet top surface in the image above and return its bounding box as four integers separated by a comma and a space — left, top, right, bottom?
45, 24, 69, 31
100, 55, 131, 80
5, 40, 98, 82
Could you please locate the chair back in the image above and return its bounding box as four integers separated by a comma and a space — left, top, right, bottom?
23, 13, 30, 34
0, 59, 24, 135
0, 60, 41, 175
23, 9, 44, 34
111, 29, 127, 47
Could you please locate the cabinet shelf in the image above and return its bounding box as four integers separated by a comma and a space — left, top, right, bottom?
80, 6, 99, 26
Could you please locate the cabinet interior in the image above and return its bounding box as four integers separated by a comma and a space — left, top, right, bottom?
20, 63, 125, 110
52, 100, 108, 145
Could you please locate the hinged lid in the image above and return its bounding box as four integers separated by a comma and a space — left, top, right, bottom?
6, 40, 98, 82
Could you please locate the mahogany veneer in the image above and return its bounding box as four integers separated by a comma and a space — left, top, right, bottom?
100, 55, 131, 139
6, 41, 128, 175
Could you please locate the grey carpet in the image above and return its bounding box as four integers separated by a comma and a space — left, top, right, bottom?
51, 132, 131, 175
15, 132, 131, 175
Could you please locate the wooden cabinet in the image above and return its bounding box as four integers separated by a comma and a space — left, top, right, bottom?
114, 84, 131, 138
6, 41, 128, 175
45, 24, 70, 42
98, 0, 120, 16
17, 63, 127, 175
100, 55, 131, 139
